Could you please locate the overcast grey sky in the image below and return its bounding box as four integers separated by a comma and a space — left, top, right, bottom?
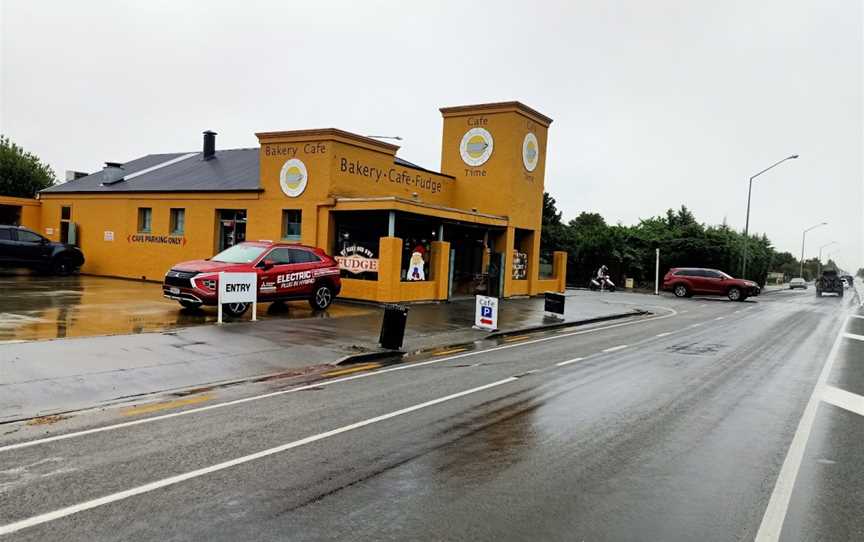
1, 0, 862, 270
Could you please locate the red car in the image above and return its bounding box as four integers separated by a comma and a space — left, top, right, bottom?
662, 267, 760, 302
163, 241, 341, 316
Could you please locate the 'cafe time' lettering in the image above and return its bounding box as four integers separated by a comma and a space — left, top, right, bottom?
339, 157, 443, 195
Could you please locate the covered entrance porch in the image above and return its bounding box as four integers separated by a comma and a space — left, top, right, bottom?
323, 197, 565, 303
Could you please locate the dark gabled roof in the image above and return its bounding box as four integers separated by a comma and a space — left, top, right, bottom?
41, 147, 445, 195
41, 148, 260, 194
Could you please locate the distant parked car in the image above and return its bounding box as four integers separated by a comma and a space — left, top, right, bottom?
842, 275, 854, 288
789, 278, 807, 290
163, 241, 342, 316
0, 225, 84, 275
662, 267, 760, 301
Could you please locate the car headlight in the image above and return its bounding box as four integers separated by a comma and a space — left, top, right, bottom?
191, 274, 218, 291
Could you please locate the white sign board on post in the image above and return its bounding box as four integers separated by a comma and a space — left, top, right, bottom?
474, 295, 499, 331
217, 271, 258, 324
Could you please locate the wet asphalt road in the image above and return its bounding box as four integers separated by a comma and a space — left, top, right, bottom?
0, 288, 861, 541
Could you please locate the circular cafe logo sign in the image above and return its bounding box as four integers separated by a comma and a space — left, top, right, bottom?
522, 133, 539, 172
460, 128, 494, 167
279, 158, 308, 197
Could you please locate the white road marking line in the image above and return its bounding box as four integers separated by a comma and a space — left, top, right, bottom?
821, 385, 864, 417
755, 314, 850, 542
843, 332, 864, 342
850, 314, 864, 320
555, 357, 585, 367
715, 316, 725, 321
734, 310, 741, 314
0, 308, 679, 453
0, 377, 519, 536
690, 323, 703, 328
602, 345, 628, 353
656, 332, 673, 338
679, 310, 689, 314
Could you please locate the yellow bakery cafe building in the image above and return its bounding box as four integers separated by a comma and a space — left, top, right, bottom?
10, 101, 566, 303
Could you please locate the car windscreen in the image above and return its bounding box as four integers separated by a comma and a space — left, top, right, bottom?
211, 244, 266, 263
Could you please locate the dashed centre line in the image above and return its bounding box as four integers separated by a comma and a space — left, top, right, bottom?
555, 357, 585, 367
656, 332, 673, 338
602, 345, 628, 353
843, 332, 864, 342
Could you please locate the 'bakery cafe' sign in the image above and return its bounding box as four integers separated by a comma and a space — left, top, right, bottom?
336, 245, 378, 274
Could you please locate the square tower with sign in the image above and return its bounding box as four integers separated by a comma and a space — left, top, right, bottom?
439, 101, 552, 230
439, 102, 553, 296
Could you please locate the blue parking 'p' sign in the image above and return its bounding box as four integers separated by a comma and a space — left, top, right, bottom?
475, 295, 498, 331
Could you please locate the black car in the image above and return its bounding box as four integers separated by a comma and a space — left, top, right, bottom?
815, 269, 844, 297
0, 225, 84, 275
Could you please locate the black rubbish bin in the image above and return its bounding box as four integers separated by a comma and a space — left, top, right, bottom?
379, 304, 409, 350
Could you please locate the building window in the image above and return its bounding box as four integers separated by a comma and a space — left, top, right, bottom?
138, 208, 152, 233
282, 210, 302, 241
60, 206, 71, 243
170, 208, 185, 235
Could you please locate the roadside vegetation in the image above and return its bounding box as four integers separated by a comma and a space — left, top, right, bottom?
0, 135, 56, 198
542, 193, 826, 288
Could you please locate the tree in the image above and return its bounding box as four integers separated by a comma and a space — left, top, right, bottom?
540, 199, 797, 288
569, 212, 606, 229
0, 135, 56, 198
540, 192, 566, 253
857, 268, 864, 279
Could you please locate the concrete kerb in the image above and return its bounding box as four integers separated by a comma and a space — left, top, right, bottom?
333, 308, 648, 365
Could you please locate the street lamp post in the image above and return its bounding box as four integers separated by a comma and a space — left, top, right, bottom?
800, 222, 827, 278
818, 241, 838, 276
741, 154, 799, 278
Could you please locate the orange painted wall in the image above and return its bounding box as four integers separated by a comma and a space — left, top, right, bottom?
0, 195, 42, 231
35, 103, 566, 299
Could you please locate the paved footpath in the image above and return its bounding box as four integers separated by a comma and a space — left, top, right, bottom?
0, 290, 652, 422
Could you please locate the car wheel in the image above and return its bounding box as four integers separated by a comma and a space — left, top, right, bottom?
727, 287, 743, 301
223, 302, 249, 317
52, 258, 72, 276
309, 284, 333, 310
179, 300, 202, 310
673, 284, 689, 298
